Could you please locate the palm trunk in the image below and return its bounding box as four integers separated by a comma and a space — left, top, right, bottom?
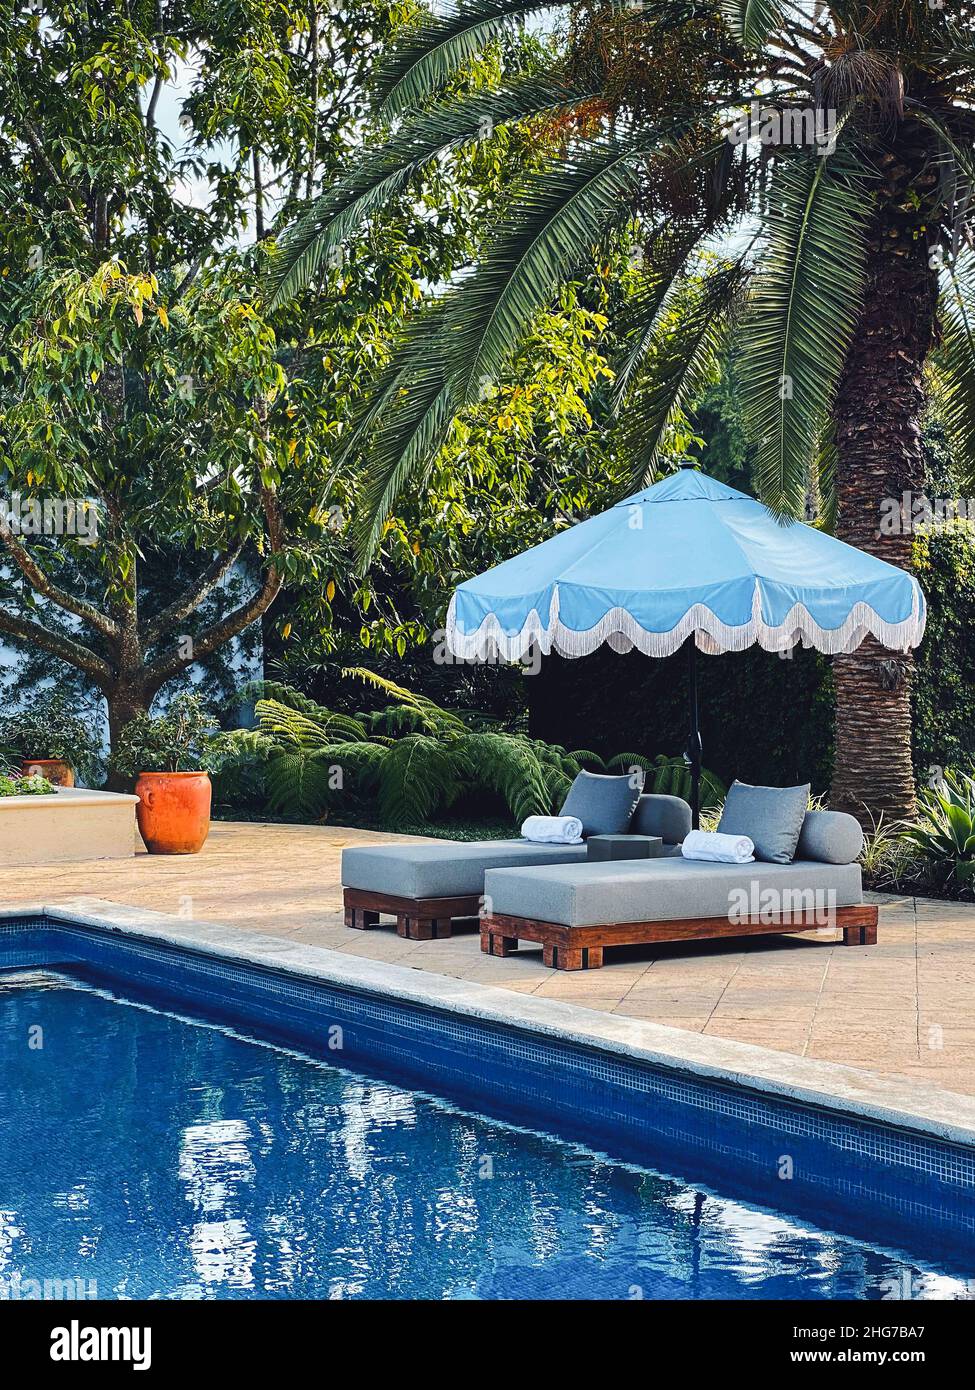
830, 145, 940, 825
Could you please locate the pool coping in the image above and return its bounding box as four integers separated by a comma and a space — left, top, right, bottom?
7, 895, 975, 1151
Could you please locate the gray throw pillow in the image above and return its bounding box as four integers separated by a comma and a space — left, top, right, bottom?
559, 770, 644, 837
717, 781, 810, 864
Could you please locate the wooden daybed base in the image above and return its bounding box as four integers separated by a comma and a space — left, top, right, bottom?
480, 904, 879, 970
344, 887, 481, 940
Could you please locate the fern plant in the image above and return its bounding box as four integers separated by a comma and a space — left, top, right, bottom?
220, 671, 709, 828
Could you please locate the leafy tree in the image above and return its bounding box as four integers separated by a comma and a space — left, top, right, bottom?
272, 0, 975, 822
0, 0, 524, 766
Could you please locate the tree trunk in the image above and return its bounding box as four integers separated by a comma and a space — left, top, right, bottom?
105, 683, 150, 791
830, 143, 939, 826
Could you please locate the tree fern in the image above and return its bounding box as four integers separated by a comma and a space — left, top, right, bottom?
458, 730, 551, 820
344, 666, 469, 734
377, 734, 468, 824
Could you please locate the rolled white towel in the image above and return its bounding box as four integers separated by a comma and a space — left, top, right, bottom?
681, 829, 755, 864
521, 815, 584, 845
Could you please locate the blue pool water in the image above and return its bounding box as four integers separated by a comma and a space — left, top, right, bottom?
1, 970, 971, 1300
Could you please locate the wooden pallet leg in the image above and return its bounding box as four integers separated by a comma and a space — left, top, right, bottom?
402, 917, 435, 941
480, 927, 516, 955
583, 946, 604, 969
396, 913, 411, 938
553, 946, 584, 971
842, 923, 878, 946
433, 918, 452, 939
345, 907, 380, 930
543, 944, 556, 968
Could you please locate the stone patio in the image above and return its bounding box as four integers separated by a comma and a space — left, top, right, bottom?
5, 820, 974, 1097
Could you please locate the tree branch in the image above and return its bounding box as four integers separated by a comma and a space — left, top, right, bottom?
0, 518, 121, 639
144, 489, 285, 689
144, 543, 244, 644
0, 606, 113, 687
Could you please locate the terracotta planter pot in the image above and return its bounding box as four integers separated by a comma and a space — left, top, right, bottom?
134, 771, 211, 855
22, 758, 74, 787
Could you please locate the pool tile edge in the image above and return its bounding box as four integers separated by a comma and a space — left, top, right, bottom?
14, 896, 975, 1150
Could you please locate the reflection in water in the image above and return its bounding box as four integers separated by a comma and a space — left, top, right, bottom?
0, 972, 972, 1301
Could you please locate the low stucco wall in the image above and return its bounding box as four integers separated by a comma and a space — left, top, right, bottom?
0, 787, 138, 866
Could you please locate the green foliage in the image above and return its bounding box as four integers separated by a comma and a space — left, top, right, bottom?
0, 690, 101, 781
111, 692, 223, 778
269, 0, 975, 544
911, 517, 975, 776
859, 815, 926, 894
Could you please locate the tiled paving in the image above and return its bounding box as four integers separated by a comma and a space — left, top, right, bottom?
5, 820, 974, 1097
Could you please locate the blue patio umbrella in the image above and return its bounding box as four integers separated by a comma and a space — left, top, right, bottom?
445, 465, 926, 826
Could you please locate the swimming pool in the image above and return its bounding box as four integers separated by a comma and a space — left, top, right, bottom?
2, 911, 974, 1300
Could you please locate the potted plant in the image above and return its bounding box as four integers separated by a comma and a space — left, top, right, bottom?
111, 692, 223, 854
0, 690, 101, 787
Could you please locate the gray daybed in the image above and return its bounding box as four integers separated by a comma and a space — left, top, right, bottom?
341, 792, 691, 939
480, 810, 876, 969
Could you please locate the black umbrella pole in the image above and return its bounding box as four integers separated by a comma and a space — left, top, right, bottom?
686, 640, 702, 830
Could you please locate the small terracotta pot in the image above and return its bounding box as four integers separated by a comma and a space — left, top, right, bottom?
135, 771, 212, 854
22, 758, 74, 787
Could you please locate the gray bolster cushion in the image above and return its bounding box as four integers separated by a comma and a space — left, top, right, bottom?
632, 793, 693, 845
795, 809, 864, 865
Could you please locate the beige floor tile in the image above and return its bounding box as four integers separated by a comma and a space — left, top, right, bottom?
8, 821, 975, 1094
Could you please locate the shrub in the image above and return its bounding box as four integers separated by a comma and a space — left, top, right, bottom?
111, 693, 224, 779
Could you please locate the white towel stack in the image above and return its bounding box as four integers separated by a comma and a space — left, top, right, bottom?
520, 815, 584, 845
681, 829, 755, 864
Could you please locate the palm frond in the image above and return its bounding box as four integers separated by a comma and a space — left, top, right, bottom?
722, 0, 783, 48
267, 76, 595, 308
742, 153, 871, 516
935, 249, 975, 489
616, 257, 747, 488
352, 122, 723, 559
445, 130, 657, 397
376, 0, 571, 117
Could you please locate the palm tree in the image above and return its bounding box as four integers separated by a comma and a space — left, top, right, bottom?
270, 0, 975, 822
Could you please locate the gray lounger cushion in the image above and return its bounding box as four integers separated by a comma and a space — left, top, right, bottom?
342, 839, 589, 901
718, 780, 810, 863
484, 857, 862, 928
796, 809, 864, 865
559, 769, 643, 837
632, 793, 692, 845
